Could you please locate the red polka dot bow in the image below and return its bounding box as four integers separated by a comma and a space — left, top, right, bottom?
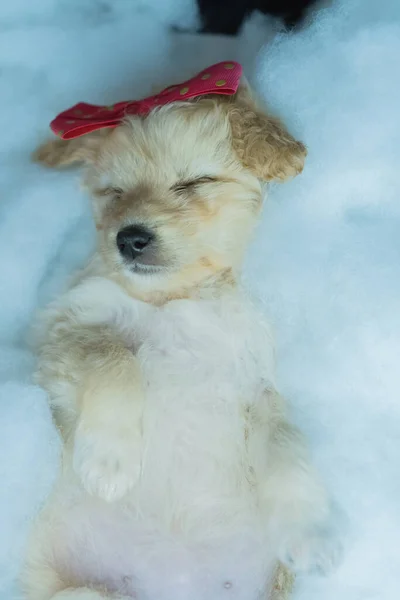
51, 62, 243, 140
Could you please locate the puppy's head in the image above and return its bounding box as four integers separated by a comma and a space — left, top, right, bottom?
35, 83, 306, 298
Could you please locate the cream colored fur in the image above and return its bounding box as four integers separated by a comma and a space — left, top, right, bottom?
22, 81, 339, 600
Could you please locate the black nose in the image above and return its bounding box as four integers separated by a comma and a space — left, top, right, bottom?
116, 225, 154, 260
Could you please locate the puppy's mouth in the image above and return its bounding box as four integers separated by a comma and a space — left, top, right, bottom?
129, 262, 165, 275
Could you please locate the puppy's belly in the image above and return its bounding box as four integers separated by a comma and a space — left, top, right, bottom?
47, 415, 274, 598
51, 495, 274, 600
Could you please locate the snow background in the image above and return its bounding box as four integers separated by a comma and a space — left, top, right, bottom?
0, 0, 399, 598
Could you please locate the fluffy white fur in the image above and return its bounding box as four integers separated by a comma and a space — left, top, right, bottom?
21, 82, 338, 600
24, 276, 335, 600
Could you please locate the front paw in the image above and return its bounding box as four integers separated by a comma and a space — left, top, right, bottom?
280, 527, 342, 574
73, 422, 142, 502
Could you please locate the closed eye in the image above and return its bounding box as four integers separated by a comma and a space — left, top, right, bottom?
172, 176, 217, 193
96, 186, 124, 199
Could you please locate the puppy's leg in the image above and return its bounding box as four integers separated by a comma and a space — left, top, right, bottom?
24, 580, 129, 600
71, 348, 144, 502
270, 562, 294, 600
21, 549, 129, 600
248, 389, 341, 574
37, 322, 145, 502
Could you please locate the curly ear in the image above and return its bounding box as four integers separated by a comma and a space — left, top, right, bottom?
32, 129, 109, 169
228, 82, 307, 182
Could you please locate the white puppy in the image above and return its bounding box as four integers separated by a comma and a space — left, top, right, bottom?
21, 76, 339, 600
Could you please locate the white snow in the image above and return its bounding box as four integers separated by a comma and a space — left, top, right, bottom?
0, 0, 399, 598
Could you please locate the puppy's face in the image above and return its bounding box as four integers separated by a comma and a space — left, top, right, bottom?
89, 103, 265, 284
35, 85, 306, 295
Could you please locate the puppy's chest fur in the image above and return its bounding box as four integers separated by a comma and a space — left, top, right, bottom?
110, 287, 276, 511
136, 296, 272, 393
